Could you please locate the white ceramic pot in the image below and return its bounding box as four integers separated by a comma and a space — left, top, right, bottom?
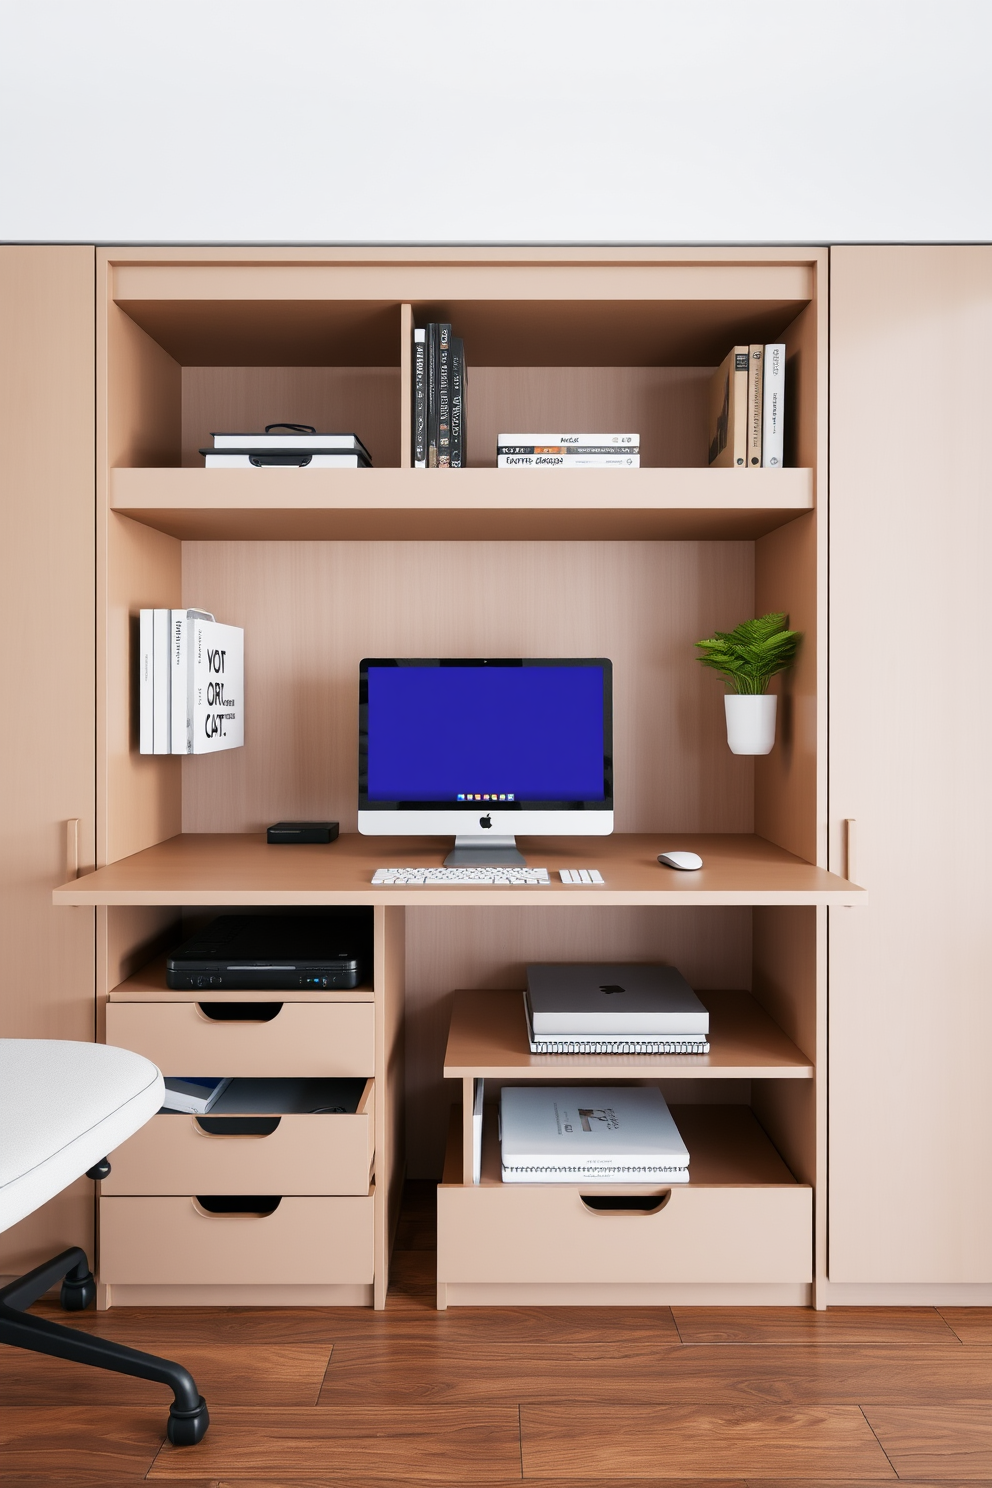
725, 694, 777, 755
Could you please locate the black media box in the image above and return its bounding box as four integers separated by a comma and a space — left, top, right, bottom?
166, 912, 368, 991
267, 821, 339, 844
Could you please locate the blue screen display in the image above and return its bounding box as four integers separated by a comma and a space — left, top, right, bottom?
366, 665, 606, 802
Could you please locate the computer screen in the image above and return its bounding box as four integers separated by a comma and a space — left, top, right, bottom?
358, 659, 613, 854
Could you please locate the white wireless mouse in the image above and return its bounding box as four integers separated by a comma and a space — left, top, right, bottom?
657, 851, 703, 871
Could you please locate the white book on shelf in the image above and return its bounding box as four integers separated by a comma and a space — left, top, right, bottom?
188, 617, 244, 754
138, 609, 154, 755
203, 452, 368, 469
497, 434, 638, 448
497, 453, 639, 468
161, 1077, 232, 1114
473, 1078, 484, 1185
762, 343, 786, 467
211, 431, 368, 452
170, 609, 215, 755
152, 609, 171, 755
499, 1085, 690, 1184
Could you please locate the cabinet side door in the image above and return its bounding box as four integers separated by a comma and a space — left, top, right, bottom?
0, 246, 96, 1272
829, 245, 992, 1284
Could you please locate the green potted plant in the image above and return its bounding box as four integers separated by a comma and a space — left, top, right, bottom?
695, 612, 802, 754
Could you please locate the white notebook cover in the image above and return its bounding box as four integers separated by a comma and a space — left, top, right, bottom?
499, 1085, 689, 1183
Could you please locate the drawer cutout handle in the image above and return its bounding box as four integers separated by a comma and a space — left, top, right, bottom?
194, 1116, 281, 1137
580, 1192, 672, 1216
193, 1195, 281, 1217
196, 1002, 283, 1022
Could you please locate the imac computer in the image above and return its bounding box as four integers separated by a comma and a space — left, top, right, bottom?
358, 658, 613, 865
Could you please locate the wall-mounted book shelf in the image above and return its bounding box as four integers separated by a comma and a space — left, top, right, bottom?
109, 466, 813, 542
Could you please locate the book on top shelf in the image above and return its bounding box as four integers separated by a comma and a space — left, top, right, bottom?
412, 328, 427, 467
498, 434, 639, 468
418, 323, 467, 468
708, 346, 749, 467
762, 343, 786, 466
747, 344, 764, 467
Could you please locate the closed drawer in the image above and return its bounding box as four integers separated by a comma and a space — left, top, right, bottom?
103, 1081, 374, 1196
106, 1000, 374, 1077
438, 1183, 811, 1285
99, 1194, 374, 1285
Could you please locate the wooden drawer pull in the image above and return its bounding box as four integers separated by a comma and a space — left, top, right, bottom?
194, 1116, 281, 1137
195, 1002, 283, 1022
580, 1192, 671, 1216
193, 1195, 281, 1217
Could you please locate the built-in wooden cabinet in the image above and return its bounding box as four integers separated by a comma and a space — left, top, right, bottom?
15, 243, 985, 1308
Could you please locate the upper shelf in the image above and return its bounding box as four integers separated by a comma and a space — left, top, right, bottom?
108, 467, 813, 542
444, 989, 813, 1081
53, 832, 864, 908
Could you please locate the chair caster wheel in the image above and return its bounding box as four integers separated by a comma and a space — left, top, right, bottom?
60, 1273, 96, 1311
167, 1397, 209, 1445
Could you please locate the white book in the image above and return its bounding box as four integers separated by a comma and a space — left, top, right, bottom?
189, 618, 244, 755
139, 609, 154, 755
473, 1078, 484, 1185
152, 609, 171, 755
211, 431, 367, 451
498, 434, 638, 448
762, 343, 786, 467
204, 452, 367, 469
161, 1077, 232, 1114
499, 1086, 690, 1184
170, 609, 214, 755
497, 453, 639, 468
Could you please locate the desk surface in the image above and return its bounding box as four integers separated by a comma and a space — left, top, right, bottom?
54, 832, 863, 907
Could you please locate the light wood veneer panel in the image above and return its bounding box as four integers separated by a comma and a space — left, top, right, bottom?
828, 246, 992, 1284
98, 1194, 373, 1285
106, 998, 374, 1077
55, 832, 862, 907
0, 246, 97, 1272
444, 989, 812, 1079
110, 465, 813, 540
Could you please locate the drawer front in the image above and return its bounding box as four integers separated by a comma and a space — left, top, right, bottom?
99, 1194, 374, 1285
103, 1100, 374, 1197
106, 1001, 374, 1077
438, 1184, 811, 1285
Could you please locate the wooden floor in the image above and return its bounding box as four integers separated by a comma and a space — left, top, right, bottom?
3, 1184, 992, 1485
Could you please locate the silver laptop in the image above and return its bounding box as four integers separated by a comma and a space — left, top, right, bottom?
525, 963, 710, 1053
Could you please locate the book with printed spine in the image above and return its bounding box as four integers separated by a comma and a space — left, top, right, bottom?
152, 609, 171, 755
161, 1077, 232, 1115
170, 609, 215, 755
412, 328, 427, 467
747, 344, 764, 467
139, 609, 154, 755
188, 617, 244, 755
427, 323, 439, 467
499, 1085, 690, 1184
498, 452, 639, 468
450, 336, 465, 468
437, 323, 452, 467
762, 342, 786, 467
498, 434, 638, 452
211, 430, 369, 454
202, 451, 370, 468
707, 346, 749, 467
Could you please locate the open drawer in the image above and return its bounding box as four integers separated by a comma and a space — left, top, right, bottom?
99, 1192, 374, 1286
102, 1078, 374, 1196
106, 999, 374, 1077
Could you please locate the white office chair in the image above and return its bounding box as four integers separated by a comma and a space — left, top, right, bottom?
0, 1039, 209, 1444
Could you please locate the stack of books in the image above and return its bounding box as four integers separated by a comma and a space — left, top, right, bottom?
499, 1085, 690, 1183
412, 325, 466, 467
707, 343, 785, 468
524, 963, 710, 1054
139, 609, 244, 756
200, 424, 371, 468
497, 434, 639, 467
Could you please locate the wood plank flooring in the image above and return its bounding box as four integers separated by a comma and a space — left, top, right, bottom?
2, 1183, 991, 1484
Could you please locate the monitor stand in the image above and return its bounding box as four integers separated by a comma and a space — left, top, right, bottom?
444, 834, 527, 867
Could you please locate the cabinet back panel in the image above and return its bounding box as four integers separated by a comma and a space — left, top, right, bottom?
181, 539, 753, 835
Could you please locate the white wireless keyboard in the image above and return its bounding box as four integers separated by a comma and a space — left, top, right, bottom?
372, 867, 550, 886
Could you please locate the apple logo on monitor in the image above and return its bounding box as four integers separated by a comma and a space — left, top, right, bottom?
479, 815, 491, 828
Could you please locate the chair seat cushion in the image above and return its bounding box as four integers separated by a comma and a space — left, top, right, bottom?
0, 1040, 164, 1234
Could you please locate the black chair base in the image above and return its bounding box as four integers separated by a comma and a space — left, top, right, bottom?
0, 1247, 209, 1445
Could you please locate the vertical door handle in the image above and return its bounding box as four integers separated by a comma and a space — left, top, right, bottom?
844, 818, 858, 884
65, 819, 80, 880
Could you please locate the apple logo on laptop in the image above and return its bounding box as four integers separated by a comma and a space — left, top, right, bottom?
479, 814, 492, 828
600, 984, 624, 995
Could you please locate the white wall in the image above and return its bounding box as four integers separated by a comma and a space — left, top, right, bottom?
1, 0, 989, 245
